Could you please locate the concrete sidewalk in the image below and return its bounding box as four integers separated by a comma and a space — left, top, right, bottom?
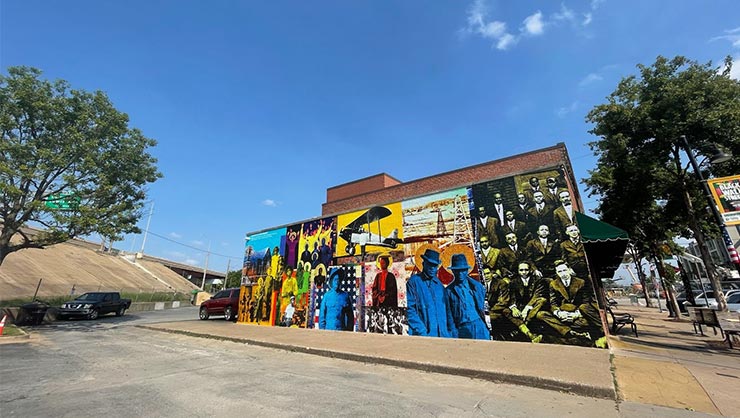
607, 302, 740, 416
138, 320, 614, 399
139, 303, 740, 416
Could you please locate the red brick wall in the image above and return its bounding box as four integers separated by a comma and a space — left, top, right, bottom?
326, 173, 402, 203
322, 143, 580, 215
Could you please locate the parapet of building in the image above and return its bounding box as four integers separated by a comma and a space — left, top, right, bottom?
322, 142, 580, 216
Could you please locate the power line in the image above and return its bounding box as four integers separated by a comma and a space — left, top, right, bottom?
141, 228, 242, 260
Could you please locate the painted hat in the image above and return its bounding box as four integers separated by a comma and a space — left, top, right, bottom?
448, 253, 472, 270
420, 248, 441, 265
329, 268, 345, 283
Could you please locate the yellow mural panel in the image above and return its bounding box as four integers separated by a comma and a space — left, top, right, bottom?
336, 202, 404, 257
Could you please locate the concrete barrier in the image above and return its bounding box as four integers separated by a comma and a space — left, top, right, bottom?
1, 300, 189, 325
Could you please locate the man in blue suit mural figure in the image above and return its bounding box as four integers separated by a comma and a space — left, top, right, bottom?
319, 268, 354, 331
406, 249, 452, 338
444, 254, 489, 340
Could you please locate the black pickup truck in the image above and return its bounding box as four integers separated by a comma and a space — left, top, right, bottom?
57, 292, 132, 320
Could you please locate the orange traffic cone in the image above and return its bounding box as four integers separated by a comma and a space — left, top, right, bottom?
0, 314, 7, 336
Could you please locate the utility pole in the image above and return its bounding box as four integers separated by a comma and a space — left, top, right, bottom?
200, 241, 211, 290
139, 202, 154, 258
223, 258, 231, 290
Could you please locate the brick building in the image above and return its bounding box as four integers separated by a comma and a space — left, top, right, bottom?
322, 142, 582, 216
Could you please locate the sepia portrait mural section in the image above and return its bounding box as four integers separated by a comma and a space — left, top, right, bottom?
240, 168, 607, 348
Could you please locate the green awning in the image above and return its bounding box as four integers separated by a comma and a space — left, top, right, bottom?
575, 212, 630, 283
575, 212, 629, 243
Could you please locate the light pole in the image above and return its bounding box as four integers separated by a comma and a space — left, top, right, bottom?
680, 135, 734, 312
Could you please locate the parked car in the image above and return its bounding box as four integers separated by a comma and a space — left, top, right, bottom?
57, 292, 132, 320
199, 288, 241, 321
704, 291, 740, 312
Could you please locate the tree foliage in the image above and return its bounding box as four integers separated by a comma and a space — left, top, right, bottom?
0, 67, 162, 265
225, 270, 242, 288
584, 55, 740, 251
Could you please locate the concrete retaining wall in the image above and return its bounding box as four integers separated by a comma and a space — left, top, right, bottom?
1, 300, 188, 325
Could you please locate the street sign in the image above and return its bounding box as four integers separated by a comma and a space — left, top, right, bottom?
44, 192, 80, 210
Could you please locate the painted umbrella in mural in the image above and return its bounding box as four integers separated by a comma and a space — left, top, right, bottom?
339, 206, 404, 255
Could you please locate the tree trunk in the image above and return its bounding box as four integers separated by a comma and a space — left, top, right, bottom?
651, 251, 681, 319
681, 188, 729, 312
628, 246, 652, 307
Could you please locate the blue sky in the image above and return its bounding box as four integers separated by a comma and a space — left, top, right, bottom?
2, 1, 739, 274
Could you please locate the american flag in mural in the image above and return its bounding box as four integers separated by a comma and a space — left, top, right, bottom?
722, 229, 740, 264
311, 265, 358, 329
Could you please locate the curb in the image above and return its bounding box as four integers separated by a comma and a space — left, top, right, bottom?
0, 327, 31, 343
137, 325, 616, 400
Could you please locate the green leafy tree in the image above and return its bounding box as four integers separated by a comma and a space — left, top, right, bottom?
584, 56, 740, 312
225, 269, 242, 288
0, 67, 162, 266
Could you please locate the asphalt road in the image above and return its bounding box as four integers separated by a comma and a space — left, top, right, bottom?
0, 308, 705, 417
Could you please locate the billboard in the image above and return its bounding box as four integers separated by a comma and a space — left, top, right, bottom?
708, 175, 740, 226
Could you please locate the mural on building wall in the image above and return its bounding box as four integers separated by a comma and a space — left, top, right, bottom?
297, 217, 337, 328
242, 228, 286, 325
471, 169, 605, 347
240, 166, 607, 348
313, 265, 359, 331
336, 203, 404, 258
364, 254, 408, 335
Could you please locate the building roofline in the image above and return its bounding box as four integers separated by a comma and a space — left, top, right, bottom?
323, 143, 567, 209
326, 172, 403, 191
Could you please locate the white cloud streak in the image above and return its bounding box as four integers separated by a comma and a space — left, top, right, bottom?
523, 11, 544, 36
579, 73, 603, 86
261, 199, 278, 207
710, 27, 740, 48
556, 101, 579, 118
168, 232, 182, 239
463, 0, 518, 50
463, 1, 602, 51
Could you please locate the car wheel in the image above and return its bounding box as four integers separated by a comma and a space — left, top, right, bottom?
199, 307, 210, 320
224, 306, 233, 321
115, 307, 126, 317
87, 308, 99, 320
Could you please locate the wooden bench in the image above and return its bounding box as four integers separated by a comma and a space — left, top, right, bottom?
607, 307, 638, 337
716, 311, 740, 349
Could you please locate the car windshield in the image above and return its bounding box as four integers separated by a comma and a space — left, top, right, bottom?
75, 293, 106, 301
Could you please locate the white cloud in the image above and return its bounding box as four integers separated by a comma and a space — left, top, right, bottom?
261, 199, 278, 207
556, 101, 579, 118
579, 72, 603, 86
481, 21, 507, 38
168, 232, 182, 239
523, 11, 544, 36
191, 240, 204, 246
462, 1, 602, 51
184, 258, 198, 265
710, 27, 740, 48
553, 4, 575, 23
497, 33, 518, 50
590, 0, 605, 10
720, 56, 740, 80
463, 1, 518, 50
582, 13, 593, 26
